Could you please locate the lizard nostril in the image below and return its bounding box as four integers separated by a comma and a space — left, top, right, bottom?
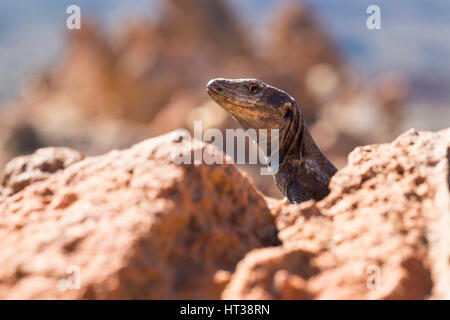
207, 79, 221, 91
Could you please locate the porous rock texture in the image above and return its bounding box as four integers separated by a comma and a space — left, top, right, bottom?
0, 128, 448, 299
0, 131, 279, 299
223, 128, 449, 299
1, 147, 84, 199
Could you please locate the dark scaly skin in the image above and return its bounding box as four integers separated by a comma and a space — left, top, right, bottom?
206, 78, 337, 204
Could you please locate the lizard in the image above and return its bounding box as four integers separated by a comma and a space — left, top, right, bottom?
206, 78, 337, 204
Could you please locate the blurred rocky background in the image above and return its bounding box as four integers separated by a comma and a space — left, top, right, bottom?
0, 0, 449, 198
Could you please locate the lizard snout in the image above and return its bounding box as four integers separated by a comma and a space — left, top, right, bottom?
206, 78, 226, 93
206, 79, 223, 95
207, 79, 217, 88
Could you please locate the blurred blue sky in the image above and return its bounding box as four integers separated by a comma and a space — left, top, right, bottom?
0, 0, 449, 105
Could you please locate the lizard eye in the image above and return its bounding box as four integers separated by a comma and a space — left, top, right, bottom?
248, 84, 261, 94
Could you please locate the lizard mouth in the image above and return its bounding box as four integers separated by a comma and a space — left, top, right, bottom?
206, 78, 284, 125
206, 79, 227, 100
206, 86, 223, 97
207, 83, 260, 109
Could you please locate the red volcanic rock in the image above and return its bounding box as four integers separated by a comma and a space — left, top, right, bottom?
224, 128, 449, 299
223, 245, 320, 299
0, 131, 279, 299
1, 147, 84, 198
1, 128, 448, 300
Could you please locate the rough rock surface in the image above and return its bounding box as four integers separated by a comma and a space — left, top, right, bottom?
223, 128, 449, 299
0, 128, 448, 299
0, 131, 279, 299
1, 147, 84, 199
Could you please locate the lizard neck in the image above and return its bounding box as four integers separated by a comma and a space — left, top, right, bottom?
274, 101, 304, 166
277, 109, 337, 201
263, 103, 301, 172
297, 126, 337, 200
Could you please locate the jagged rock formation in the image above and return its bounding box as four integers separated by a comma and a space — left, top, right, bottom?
1, 147, 84, 199
223, 128, 449, 299
0, 128, 448, 299
0, 131, 279, 299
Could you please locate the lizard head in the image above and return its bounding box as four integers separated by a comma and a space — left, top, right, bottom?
206, 78, 298, 133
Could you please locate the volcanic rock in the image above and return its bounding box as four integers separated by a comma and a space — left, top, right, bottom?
223, 128, 449, 299
0, 131, 279, 299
